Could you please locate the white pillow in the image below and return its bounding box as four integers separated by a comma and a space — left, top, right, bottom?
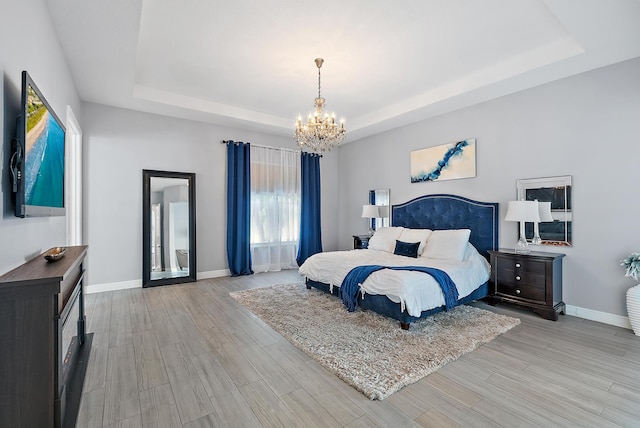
398, 228, 432, 256
463, 243, 491, 272
421, 229, 471, 261
368, 227, 404, 253
463, 242, 481, 261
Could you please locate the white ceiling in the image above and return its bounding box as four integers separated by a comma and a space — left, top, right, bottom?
46, 0, 640, 143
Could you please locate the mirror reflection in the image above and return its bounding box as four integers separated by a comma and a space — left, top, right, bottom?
369, 188, 390, 230
143, 170, 196, 287
517, 175, 572, 247
151, 177, 190, 279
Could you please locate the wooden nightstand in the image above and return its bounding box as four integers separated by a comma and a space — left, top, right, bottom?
353, 235, 372, 249
488, 249, 565, 321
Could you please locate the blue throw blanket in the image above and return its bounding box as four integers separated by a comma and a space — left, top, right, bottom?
340, 265, 459, 312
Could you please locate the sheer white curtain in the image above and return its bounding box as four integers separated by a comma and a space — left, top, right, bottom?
250, 146, 301, 273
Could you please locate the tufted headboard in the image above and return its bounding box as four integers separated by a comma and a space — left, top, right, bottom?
392, 194, 499, 260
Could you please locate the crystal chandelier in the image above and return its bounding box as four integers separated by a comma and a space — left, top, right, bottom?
294, 58, 346, 153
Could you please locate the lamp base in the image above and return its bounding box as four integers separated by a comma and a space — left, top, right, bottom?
532, 222, 542, 245
515, 236, 530, 254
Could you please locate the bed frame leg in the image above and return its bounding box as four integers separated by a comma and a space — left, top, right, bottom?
400, 322, 410, 330
306, 284, 311, 290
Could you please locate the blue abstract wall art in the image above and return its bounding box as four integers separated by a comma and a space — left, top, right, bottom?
410, 139, 476, 183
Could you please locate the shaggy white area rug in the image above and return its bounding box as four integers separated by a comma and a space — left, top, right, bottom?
230, 283, 520, 400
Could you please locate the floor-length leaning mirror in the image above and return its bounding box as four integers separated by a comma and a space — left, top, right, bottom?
143, 169, 196, 287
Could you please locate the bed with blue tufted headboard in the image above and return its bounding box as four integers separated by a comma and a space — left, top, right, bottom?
303, 194, 499, 329
391, 194, 499, 260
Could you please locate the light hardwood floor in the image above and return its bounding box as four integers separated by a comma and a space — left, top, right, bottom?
77, 271, 640, 427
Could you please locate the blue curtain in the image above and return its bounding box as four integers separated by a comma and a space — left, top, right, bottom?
297, 152, 323, 266
226, 141, 253, 276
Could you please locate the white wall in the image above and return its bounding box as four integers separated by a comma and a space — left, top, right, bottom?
82, 103, 339, 288
338, 57, 640, 318
0, 0, 82, 274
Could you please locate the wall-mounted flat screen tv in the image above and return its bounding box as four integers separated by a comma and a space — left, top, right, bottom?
11, 71, 66, 217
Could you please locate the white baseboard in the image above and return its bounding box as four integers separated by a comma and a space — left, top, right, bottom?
198, 269, 231, 279
85, 279, 141, 294
565, 304, 632, 330
85, 269, 232, 294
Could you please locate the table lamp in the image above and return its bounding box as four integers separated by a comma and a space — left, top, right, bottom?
361, 205, 380, 234
532, 201, 553, 245
505, 200, 540, 253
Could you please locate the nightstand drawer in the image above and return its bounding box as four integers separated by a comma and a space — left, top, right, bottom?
496, 281, 545, 301
504, 259, 546, 275
353, 235, 371, 250
497, 268, 546, 289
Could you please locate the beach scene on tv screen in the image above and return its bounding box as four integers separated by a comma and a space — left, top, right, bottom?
24, 84, 64, 208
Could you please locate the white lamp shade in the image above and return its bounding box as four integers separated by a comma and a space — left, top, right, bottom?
504, 200, 540, 222
537, 201, 554, 222
361, 205, 380, 218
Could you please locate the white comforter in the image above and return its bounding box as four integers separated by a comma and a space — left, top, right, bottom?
298, 245, 490, 317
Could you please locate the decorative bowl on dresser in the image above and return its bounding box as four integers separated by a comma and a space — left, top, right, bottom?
44, 246, 67, 262
488, 249, 565, 321
0, 245, 88, 428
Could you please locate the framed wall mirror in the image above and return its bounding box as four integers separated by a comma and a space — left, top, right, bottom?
517, 175, 572, 247
369, 188, 391, 231
143, 170, 196, 287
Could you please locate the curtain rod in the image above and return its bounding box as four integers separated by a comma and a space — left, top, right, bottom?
221, 141, 301, 154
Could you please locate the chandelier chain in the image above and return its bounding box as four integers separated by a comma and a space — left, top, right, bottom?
318, 66, 321, 100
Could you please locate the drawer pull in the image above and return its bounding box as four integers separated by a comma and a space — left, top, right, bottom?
515, 276, 521, 281
516, 289, 521, 294
515, 263, 521, 268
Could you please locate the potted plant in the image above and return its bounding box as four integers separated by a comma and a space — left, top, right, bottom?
622, 252, 640, 335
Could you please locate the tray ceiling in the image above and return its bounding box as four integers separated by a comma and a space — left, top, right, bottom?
47, 0, 640, 142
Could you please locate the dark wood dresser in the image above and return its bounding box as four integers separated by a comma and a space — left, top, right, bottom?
488, 249, 565, 321
0, 245, 88, 428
